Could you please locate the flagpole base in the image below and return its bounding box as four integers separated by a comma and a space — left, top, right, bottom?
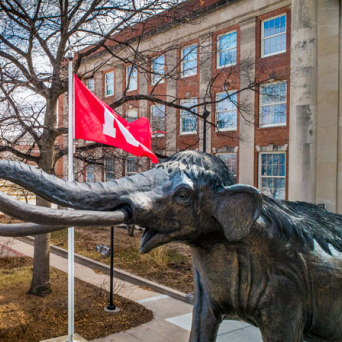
104, 305, 120, 314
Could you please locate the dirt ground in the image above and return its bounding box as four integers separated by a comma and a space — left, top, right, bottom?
51, 226, 194, 294
0, 256, 153, 342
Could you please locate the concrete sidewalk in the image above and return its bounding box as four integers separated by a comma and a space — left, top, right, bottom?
0, 237, 262, 342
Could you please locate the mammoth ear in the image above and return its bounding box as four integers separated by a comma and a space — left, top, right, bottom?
213, 184, 262, 241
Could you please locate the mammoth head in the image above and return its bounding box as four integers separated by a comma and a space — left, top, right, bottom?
0, 151, 262, 253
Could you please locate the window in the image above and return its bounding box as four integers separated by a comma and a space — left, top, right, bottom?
180, 98, 197, 134
216, 92, 237, 131
259, 152, 286, 200
104, 158, 115, 181
260, 82, 287, 127
126, 66, 138, 91
150, 104, 166, 136
151, 55, 165, 85
126, 156, 137, 176
86, 164, 95, 182
104, 72, 114, 97
126, 108, 138, 123
262, 14, 286, 57
87, 78, 95, 93
181, 44, 197, 77
217, 153, 237, 177
217, 31, 237, 68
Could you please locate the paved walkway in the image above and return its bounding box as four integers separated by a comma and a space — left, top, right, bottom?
0, 237, 262, 342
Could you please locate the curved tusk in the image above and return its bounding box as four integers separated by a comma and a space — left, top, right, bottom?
0, 222, 67, 237
0, 190, 130, 228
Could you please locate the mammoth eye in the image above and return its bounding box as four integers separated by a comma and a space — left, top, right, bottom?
174, 188, 192, 204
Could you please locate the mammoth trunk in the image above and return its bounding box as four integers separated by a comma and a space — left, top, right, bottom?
0, 160, 147, 211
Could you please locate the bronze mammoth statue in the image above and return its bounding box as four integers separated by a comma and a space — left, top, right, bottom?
0, 151, 341, 342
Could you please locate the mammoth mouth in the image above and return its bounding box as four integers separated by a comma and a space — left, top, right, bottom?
140, 228, 170, 254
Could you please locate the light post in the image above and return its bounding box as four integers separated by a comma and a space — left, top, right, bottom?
202, 108, 210, 153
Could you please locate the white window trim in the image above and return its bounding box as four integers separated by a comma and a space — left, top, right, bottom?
104, 158, 115, 181
258, 151, 286, 199
261, 14, 287, 58
104, 71, 114, 97
126, 66, 138, 91
259, 81, 287, 128
180, 98, 198, 135
150, 104, 166, 137
216, 152, 237, 177
126, 156, 138, 176
87, 78, 95, 93
181, 44, 197, 78
151, 55, 165, 85
215, 91, 238, 132
217, 30, 237, 69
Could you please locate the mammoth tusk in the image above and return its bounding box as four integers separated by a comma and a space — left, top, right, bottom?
0, 222, 67, 237
0, 190, 130, 230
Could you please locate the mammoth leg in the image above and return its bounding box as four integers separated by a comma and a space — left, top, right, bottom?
258, 308, 304, 342
189, 269, 222, 342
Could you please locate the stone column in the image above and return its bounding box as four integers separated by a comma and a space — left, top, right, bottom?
198, 34, 212, 153
114, 64, 124, 116
165, 49, 178, 155
239, 18, 256, 186
315, 0, 340, 212
338, 5, 342, 214
288, 0, 317, 203
139, 67, 148, 118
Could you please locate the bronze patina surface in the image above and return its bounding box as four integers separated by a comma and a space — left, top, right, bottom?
0, 151, 341, 342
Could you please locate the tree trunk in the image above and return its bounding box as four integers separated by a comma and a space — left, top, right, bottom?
27, 196, 51, 296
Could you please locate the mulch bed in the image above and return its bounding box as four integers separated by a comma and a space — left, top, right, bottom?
0, 256, 153, 342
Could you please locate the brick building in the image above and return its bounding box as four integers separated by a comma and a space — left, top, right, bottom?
59, 0, 342, 214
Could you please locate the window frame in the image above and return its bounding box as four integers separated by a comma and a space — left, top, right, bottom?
261, 14, 287, 58
104, 158, 115, 181
215, 91, 238, 132
150, 104, 166, 137
104, 71, 114, 97
87, 78, 95, 93
258, 152, 286, 200
126, 65, 138, 91
181, 44, 198, 78
151, 55, 165, 85
216, 30, 237, 69
86, 164, 95, 183
180, 98, 198, 135
259, 81, 287, 128
216, 152, 237, 178
126, 156, 138, 176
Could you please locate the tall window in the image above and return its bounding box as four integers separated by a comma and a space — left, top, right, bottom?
126, 108, 138, 123
87, 78, 95, 93
150, 104, 166, 136
151, 55, 165, 85
217, 153, 237, 178
217, 31, 237, 68
126, 156, 138, 176
86, 164, 95, 182
126, 66, 138, 91
262, 14, 286, 57
104, 158, 115, 181
259, 152, 286, 200
104, 72, 114, 97
260, 82, 287, 127
180, 98, 197, 134
216, 92, 237, 131
181, 44, 197, 77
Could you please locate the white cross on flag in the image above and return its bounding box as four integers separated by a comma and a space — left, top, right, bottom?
74, 75, 158, 163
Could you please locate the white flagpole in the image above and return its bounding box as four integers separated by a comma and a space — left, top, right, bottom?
66, 51, 75, 342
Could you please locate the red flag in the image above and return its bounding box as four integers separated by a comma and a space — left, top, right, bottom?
74, 75, 158, 163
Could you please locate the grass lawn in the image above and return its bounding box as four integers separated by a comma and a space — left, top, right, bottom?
0, 256, 153, 342
51, 226, 194, 294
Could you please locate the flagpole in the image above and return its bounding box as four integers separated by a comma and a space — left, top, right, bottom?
66, 51, 75, 342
